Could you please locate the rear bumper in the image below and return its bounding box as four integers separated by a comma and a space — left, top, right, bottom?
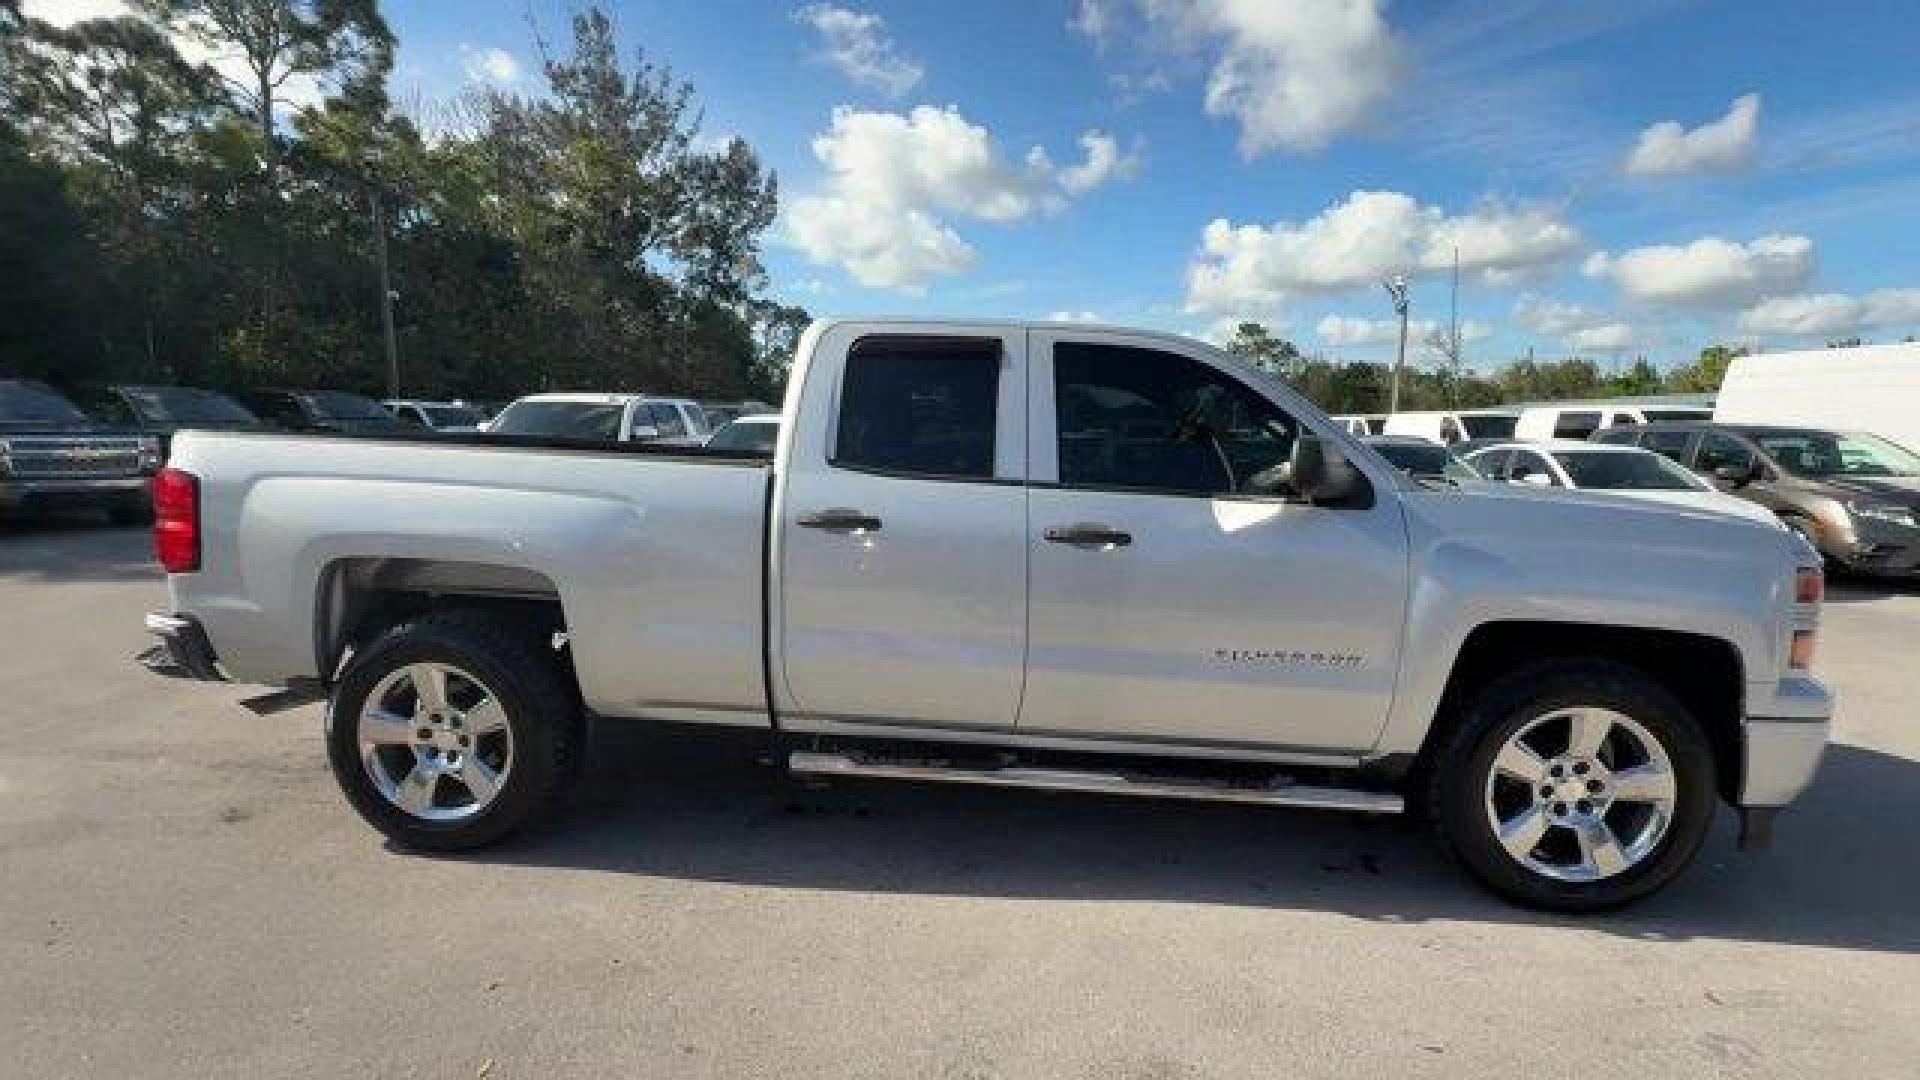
0, 476, 149, 507
140, 611, 228, 682
1740, 676, 1831, 807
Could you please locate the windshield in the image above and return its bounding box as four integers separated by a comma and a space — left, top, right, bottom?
124, 387, 258, 426
1554, 450, 1704, 491
310, 391, 399, 426
706, 419, 779, 454
1753, 431, 1920, 478
490, 400, 627, 440
1460, 415, 1517, 439
1642, 409, 1712, 422
1369, 441, 1479, 484
420, 405, 481, 428
0, 381, 93, 426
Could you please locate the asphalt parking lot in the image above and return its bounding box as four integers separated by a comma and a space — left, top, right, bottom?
3, 516, 1918, 1079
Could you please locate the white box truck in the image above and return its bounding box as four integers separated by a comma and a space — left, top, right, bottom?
1716, 344, 1920, 451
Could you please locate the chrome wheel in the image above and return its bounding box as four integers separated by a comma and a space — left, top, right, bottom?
358, 662, 513, 822
1483, 707, 1677, 883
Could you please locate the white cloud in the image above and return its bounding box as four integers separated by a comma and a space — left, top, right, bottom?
21, 0, 132, 22
785, 106, 1135, 291
1584, 233, 1813, 308
794, 4, 923, 98
462, 46, 520, 87
1514, 296, 1637, 352
1624, 93, 1761, 177
1185, 190, 1582, 315
1053, 131, 1141, 194
1045, 310, 1104, 322
1317, 314, 1488, 349
1737, 288, 1920, 337
1086, 0, 1401, 156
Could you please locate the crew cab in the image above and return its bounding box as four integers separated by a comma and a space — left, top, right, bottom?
141, 320, 1832, 911
1, 379, 161, 523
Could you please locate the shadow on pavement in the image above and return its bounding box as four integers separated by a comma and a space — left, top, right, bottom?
1824, 573, 1920, 604
429, 722, 1919, 955
0, 512, 156, 583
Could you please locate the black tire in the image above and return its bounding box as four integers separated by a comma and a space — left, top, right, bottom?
1426, 659, 1717, 912
106, 493, 150, 526
325, 609, 580, 850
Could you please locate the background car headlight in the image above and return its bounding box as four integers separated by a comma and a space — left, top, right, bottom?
1848, 501, 1918, 528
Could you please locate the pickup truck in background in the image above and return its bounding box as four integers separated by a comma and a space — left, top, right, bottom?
141, 319, 1832, 911
1, 378, 162, 523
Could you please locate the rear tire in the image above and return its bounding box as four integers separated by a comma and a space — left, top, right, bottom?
1426, 659, 1716, 912
325, 610, 579, 850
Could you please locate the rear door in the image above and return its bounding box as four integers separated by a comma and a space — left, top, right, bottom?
775, 325, 1028, 730
1018, 331, 1409, 753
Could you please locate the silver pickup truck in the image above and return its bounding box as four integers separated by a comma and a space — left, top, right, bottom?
142, 319, 1831, 910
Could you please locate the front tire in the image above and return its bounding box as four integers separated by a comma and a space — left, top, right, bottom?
325, 610, 579, 850
1427, 659, 1716, 912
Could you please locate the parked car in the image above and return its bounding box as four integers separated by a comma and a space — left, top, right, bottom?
703, 414, 780, 455
1359, 434, 1481, 485
239, 389, 406, 434
383, 400, 485, 433
487, 393, 710, 447
1515, 404, 1713, 442
0, 378, 161, 523
1594, 422, 1920, 576
84, 384, 264, 457
1464, 441, 1782, 528
142, 318, 1829, 912
1380, 409, 1520, 446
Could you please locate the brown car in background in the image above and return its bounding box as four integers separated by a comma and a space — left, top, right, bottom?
1594, 422, 1920, 576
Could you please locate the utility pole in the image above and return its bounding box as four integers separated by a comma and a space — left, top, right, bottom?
1383, 275, 1410, 413
373, 190, 399, 399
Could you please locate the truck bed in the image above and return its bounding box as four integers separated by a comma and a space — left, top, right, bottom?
165, 429, 774, 722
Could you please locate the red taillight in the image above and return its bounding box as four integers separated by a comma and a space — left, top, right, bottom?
152, 467, 200, 573
1794, 566, 1824, 605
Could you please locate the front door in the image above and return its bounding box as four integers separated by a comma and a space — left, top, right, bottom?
775, 326, 1029, 730
1019, 332, 1409, 754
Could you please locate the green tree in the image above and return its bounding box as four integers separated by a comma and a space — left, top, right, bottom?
1224, 321, 1301, 378
1666, 344, 1745, 394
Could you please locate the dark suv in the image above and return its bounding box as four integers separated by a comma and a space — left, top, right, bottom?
1595, 422, 1920, 576
238, 389, 405, 434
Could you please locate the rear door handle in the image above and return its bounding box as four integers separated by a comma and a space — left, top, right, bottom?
1044, 523, 1132, 549
798, 508, 883, 533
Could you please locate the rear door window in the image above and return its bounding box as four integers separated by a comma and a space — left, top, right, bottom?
1638, 429, 1695, 463
1553, 411, 1603, 439
1696, 431, 1755, 474
834, 336, 1000, 479
647, 401, 686, 438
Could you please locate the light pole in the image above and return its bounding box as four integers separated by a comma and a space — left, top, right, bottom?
1382, 274, 1410, 414
364, 148, 400, 399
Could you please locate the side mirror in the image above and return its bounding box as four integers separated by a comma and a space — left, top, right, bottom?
628, 424, 661, 442
1275, 435, 1367, 506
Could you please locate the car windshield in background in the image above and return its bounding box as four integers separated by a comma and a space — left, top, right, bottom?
311, 392, 400, 426
126, 387, 258, 426
1460, 415, 1517, 439
1754, 431, 1920, 478
421, 405, 480, 428
706, 419, 778, 454
1554, 450, 1702, 490
1370, 441, 1478, 484
0, 381, 93, 426
1642, 409, 1712, 422
490, 400, 626, 440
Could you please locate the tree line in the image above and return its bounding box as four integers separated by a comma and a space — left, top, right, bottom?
0, 1, 808, 404
1221, 322, 1742, 414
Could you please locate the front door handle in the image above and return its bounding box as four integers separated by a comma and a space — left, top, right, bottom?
798, 508, 883, 533
1044, 523, 1132, 550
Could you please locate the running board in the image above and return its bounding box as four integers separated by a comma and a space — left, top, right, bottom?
787, 751, 1403, 814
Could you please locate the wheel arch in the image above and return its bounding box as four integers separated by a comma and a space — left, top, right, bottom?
1416, 621, 1746, 804
315, 557, 572, 685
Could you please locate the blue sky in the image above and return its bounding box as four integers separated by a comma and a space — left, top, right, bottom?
80, 0, 1920, 369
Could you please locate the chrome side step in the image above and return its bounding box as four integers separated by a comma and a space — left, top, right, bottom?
787, 751, 1403, 814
